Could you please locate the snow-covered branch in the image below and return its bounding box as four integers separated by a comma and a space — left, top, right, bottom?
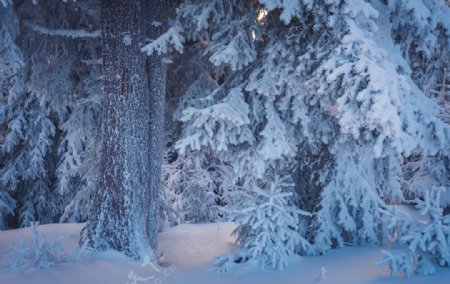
81, 58, 102, 65
0, 0, 12, 7
141, 24, 185, 55
24, 21, 101, 39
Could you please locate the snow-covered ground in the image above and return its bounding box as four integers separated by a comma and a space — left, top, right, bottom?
1, 222, 450, 284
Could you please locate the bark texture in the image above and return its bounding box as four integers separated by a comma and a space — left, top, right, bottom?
142, 0, 168, 252
82, 0, 164, 258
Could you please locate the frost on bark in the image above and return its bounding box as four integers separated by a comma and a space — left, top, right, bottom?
82, 0, 157, 258
141, 0, 168, 253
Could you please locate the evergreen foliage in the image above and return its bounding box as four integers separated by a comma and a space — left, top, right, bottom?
0, 0, 449, 277
0, 1, 101, 228
226, 176, 311, 271
148, 0, 450, 268
380, 187, 450, 277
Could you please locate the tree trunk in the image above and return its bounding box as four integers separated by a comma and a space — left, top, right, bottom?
141, 0, 169, 252
82, 0, 156, 258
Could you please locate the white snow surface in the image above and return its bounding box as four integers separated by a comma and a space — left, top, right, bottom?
1, 222, 450, 284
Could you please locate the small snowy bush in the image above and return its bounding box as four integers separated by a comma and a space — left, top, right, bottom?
379, 187, 450, 277
220, 177, 311, 271
162, 150, 234, 224
5, 222, 73, 272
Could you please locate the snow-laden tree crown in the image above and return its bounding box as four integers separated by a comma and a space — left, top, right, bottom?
145, 0, 450, 271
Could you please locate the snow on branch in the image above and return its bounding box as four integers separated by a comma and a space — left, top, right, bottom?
1, 0, 12, 7
24, 21, 101, 39
81, 58, 102, 65
141, 24, 185, 55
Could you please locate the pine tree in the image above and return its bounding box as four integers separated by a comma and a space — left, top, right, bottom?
149, 0, 450, 261
162, 49, 236, 224
0, 0, 101, 228
163, 149, 234, 224
0, 4, 21, 229
225, 176, 311, 271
